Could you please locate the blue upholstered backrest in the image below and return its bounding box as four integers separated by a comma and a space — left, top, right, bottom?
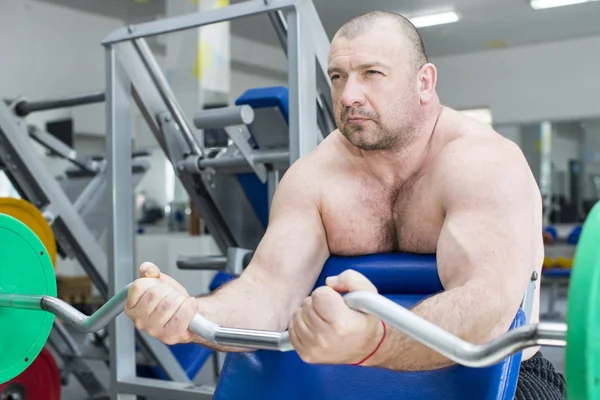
213, 253, 525, 400
233, 87, 290, 228
235, 86, 290, 124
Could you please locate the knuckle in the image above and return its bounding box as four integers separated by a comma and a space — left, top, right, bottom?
332, 321, 347, 335
157, 297, 176, 313
300, 351, 314, 364
135, 320, 145, 331
340, 269, 357, 278
293, 310, 303, 324
156, 333, 170, 344
312, 286, 329, 296
144, 289, 157, 302
161, 337, 174, 345
317, 335, 329, 348
301, 297, 312, 308
310, 289, 326, 303
311, 290, 332, 309
165, 301, 191, 328
167, 312, 184, 330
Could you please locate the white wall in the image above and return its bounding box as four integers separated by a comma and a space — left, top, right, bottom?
0, 0, 123, 135
74, 135, 105, 156
230, 35, 287, 100
431, 35, 600, 126
231, 69, 287, 100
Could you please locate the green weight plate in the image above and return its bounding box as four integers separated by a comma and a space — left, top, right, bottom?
0, 213, 56, 384
566, 201, 600, 400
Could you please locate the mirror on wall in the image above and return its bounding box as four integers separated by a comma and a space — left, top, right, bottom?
494, 118, 600, 224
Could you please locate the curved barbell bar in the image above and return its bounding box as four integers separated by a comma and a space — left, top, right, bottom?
0, 288, 566, 368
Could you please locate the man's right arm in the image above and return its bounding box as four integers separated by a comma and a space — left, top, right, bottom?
125, 159, 331, 351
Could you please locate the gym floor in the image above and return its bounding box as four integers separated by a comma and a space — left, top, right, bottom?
58, 284, 568, 400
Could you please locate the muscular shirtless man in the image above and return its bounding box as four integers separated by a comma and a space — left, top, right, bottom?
126, 11, 565, 399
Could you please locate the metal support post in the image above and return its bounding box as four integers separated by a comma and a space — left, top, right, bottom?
106, 45, 199, 399
105, 44, 137, 400
268, 169, 280, 207
286, 2, 319, 163
267, 10, 288, 55
300, 0, 334, 124
133, 38, 203, 156
301, 0, 332, 90
539, 121, 553, 227
266, 2, 335, 135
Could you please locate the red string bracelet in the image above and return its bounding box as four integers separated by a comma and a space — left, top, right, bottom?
352, 321, 387, 366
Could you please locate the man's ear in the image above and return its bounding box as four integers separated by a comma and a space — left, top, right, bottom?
419, 63, 438, 104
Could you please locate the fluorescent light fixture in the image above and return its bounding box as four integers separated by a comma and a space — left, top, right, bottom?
409, 11, 459, 28
531, 0, 598, 9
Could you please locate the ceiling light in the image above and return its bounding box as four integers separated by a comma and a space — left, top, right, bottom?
409, 11, 459, 28
530, 0, 598, 9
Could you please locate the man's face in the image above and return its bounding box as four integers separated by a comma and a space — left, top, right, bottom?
328, 26, 421, 151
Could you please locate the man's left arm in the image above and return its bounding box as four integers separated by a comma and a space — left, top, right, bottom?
362, 140, 543, 371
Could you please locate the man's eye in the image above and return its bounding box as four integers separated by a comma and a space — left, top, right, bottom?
367, 70, 381, 75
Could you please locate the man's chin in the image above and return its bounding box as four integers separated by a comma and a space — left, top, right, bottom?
346, 136, 383, 151
343, 133, 396, 151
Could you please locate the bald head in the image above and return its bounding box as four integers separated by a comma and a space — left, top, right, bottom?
334, 11, 428, 73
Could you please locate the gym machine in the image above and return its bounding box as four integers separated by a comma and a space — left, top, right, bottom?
0, 200, 597, 399
0, 91, 193, 398
101, 0, 333, 396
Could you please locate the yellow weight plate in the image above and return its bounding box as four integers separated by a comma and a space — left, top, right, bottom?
0, 198, 56, 266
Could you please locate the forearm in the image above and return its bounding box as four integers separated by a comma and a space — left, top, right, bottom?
365, 282, 513, 371
191, 274, 289, 352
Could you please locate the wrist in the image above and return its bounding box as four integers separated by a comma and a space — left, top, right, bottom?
353, 320, 387, 367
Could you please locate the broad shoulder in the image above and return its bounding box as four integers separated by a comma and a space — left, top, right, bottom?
432, 125, 536, 209
436, 129, 526, 174
285, 130, 353, 177
275, 131, 350, 201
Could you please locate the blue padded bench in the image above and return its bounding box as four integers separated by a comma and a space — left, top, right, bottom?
213, 253, 525, 400
234, 86, 290, 228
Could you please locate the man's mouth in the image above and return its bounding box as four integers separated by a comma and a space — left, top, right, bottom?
347, 117, 369, 124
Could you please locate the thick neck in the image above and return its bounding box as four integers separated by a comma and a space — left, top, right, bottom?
358, 105, 444, 189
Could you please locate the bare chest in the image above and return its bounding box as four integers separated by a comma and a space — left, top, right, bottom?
321, 176, 443, 256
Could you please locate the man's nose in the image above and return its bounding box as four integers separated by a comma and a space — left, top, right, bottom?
340, 78, 366, 108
